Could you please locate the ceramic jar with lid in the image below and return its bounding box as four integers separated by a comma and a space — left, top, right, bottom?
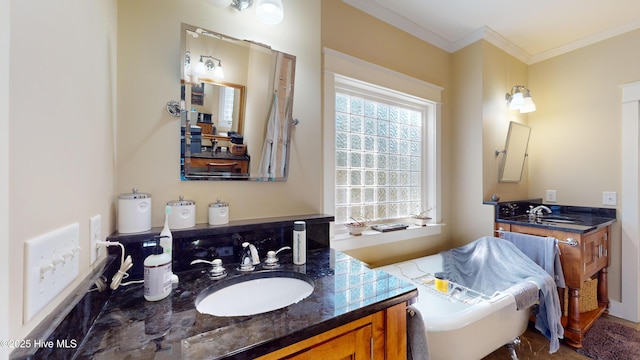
167, 195, 196, 229
208, 198, 229, 225
117, 187, 152, 233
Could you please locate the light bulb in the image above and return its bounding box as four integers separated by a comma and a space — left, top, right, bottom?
256, 0, 284, 25
509, 92, 525, 110
520, 97, 536, 113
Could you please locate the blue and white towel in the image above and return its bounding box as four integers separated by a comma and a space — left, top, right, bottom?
440, 236, 564, 354
501, 231, 566, 288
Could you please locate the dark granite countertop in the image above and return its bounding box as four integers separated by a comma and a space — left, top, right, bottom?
494, 203, 616, 233
72, 248, 417, 359
496, 215, 615, 233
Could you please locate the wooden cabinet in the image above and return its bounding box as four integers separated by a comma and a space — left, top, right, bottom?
495, 222, 610, 348
255, 302, 407, 360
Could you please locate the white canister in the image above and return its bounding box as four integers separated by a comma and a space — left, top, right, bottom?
118, 187, 152, 233
208, 198, 229, 225
167, 196, 196, 229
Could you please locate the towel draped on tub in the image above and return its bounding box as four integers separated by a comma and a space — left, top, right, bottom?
440, 236, 564, 354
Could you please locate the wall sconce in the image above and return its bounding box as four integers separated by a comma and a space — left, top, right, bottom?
505, 85, 536, 113
204, 0, 285, 25
184, 52, 225, 83
188, 54, 225, 79
202, 56, 225, 79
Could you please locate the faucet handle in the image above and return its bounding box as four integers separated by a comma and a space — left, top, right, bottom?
190, 258, 227, 279
263, 251, 280, 269
263, 247, 291, 269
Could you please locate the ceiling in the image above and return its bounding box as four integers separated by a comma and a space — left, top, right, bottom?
344, 0, 640, 64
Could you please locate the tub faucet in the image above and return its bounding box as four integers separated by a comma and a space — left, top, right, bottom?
528, 205, 552, 219
239, 242, 260, 271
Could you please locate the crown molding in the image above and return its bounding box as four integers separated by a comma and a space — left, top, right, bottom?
342, 0, 453, 51
343, 0, 640, 65
452, 26, 532, 64
531, 18, 640, 63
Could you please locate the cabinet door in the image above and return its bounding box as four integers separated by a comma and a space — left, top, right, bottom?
285, 324, 372, 360
582, 227, 608, 279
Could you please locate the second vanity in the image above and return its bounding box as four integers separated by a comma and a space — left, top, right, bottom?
491, 200, 616, 349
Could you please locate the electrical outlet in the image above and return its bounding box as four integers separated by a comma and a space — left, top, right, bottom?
24, 223, 80, 322
546, 190, 557, 203
603, 191, 617, 206
90, 215, 102, 265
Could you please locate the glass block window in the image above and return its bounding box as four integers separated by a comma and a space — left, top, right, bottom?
334, 84, 426, 224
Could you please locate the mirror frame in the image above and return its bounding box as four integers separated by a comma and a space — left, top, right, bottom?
498, 121, 531, 182
179, 23, 296, 181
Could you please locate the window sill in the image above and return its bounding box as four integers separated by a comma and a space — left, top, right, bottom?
330, 223, 445, 252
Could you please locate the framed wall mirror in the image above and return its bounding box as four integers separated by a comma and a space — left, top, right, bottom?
180, 23, 296, 181
498, 121, 531, 182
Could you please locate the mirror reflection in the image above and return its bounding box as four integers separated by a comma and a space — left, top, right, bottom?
180, 23, 296, 181
498, 121, 531, 182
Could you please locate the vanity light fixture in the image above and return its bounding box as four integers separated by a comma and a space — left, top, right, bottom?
505, 85, 536, 113
231, 0, 253, 10
201, 55, 225, 79
208, 0, 284, 25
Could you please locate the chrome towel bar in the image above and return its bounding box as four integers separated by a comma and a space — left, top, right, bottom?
495, 229, 578, 247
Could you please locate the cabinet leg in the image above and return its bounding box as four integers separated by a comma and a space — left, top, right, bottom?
564, 287, 583, 348
598, 268, 610, 311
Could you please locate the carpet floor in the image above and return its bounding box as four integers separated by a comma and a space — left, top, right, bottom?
576, 317, 640, 359
483, 315, 639, 359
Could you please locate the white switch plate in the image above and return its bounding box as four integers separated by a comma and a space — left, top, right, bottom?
603, 191, 617, 206
24, 223, 80, 322
90, 215, 102, 265
546, 190, 557, 203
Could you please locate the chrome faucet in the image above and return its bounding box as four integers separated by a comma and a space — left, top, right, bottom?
238, 242, 260, 271
528, 205, 552, 219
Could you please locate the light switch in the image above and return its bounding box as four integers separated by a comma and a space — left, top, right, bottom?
24, 223, 80, 322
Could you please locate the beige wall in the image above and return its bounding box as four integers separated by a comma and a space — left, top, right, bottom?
449, 42, 488, 246
117, 0, 322, 225
482, 42, 530, 201
448, 41, 532, 247
528, 29, 640, 304
1, 0, 9, 355
8, 0, 117, 340
321, 0, 452, 266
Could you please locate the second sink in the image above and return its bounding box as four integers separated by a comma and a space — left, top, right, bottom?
195, 270, 314, 317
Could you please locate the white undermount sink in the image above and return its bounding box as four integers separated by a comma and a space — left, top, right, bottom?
195, 271, 314, 317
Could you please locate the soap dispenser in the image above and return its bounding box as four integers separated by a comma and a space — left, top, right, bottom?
144, 238, 172, 301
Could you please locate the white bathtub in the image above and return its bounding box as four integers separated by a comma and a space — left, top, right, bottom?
376, 254, 531, 360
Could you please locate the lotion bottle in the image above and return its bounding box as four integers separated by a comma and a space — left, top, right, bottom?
144, 240, 172, 301
293, 221, 306, 265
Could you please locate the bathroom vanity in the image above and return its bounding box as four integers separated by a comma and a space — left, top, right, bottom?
12, 215, 417, 359
71, 249, 415, 359
491, 200, 616, 348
